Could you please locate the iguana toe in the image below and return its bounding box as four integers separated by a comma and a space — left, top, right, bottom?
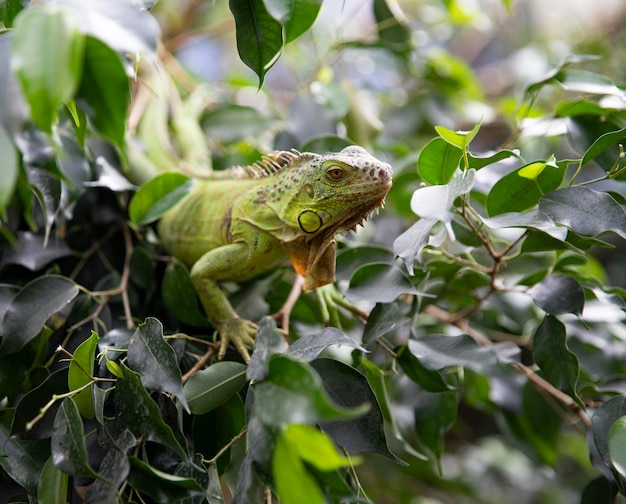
217, 318, 258, 363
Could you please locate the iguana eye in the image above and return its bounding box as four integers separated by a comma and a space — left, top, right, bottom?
326, 165, 345, 181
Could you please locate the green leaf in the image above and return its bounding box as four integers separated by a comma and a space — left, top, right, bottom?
229, 0, 283, 86
373, 0, 412, 55
127, 317, 189, 413
265, 0, 323, 43
0, 0, 23, 27
592, 396, 626, 466
529, 274, 585, 316
38, 456, 68, 504
539, 186, 626, 239
414, 390, 457, 469
555, 68, 624, 96
467, 149, 521, 170
411, 168, 476, 221
349, 263, 418, 302
579, 126, 626, 169
114, 363, 188, 459
1, 275, 79, 354
435, 120, 481, 150
312, 358, 398, 461
252, 355, 368, 426
10, 6, 84, 132
247, 316, 287, 381
532, 315, 582, 406
183, 361, 247, 415
608, 415, 626, 479
0, 124, 18, 218
417, 137, 463, 185
482, 210, 567, 241
286, 327, 367, 361
396, 344, 452, 393
68, 331, 98, 419
51, 398, 101, 480
487, 159, 565, 216
76, 36, 130, 148
393, 218, 437, 275
285, 424, 355, 470
129, 173, 193, 225
362, 302, 410, 344
273, 427, 324, 504
161, 261, 210, 327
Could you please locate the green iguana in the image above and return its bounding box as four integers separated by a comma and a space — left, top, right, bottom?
158, 146, 392, 362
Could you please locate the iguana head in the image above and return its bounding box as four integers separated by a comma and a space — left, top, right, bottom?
253, 145, 392, 289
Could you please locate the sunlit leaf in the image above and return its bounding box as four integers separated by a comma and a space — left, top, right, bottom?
482, 210, 567, 241
183, 361, 247, 415
265, 0, 322, 43
127, 317, 189, 413
349, 263, 418, 302
68, 331, 98, 419
1, 275, 79, 354
435, 120, 481, 151
129, 173, 193, 225
393, 218, 437, 275
417, 137, 462, 185
286, 327, 366, 361
0, 124, 17, 218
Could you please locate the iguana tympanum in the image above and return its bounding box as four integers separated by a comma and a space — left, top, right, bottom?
158, 146, 392, 362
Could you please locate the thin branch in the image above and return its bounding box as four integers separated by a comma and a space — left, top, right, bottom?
182, 344, 219, 384
204, 427, 248, 465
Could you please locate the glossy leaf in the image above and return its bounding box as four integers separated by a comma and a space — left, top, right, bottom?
1, 231, 73, 271
183, 361, 247, 415
114, 364, 188, 459
1, 275, 79, 354
38, 456, 68, 504
129, 173, 193, 225
529, 274, 585, 315
396, 344, 452, 393
265, 0, 322, 43
417, 136, 462, 185
349, 263, 418, 302
393, 217, 437, 275
312, 358, 398, 460
229, 0, 283, 86
51, 398, 100, 479
532, 315, 581, 405
68, 330, 98, 419
486, 159, 565, 216
467, 149, 521, 170
608, 416, 626, 479
10, 6, 84, 132
411, 168, 476, 222
592, 396, 626, 466
414, 391, 457, 468
482, 210, 567, 241
579, 126, 626, 168
539, 186, 626, 239
435, 120, 481, 150
76, 36, 129, 148
362, 301, 410, 344
127, 317, 189, 413
252, 355, 368, 426
248, 316, 287, 381
286, 327, 366, 361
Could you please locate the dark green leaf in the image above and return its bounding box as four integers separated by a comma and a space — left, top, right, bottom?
417, 137, 462, 185
608, 415, 626, 479
252, 355, 368, 426
581, 476, 614, 504
128, 317, 189, 413
0, 0, 23, 27
248, 316, 287, 381
529, 274, 585, 315
592, 396, 626, 466
1, 231, 72, 271
183, 361, 247, 415
76, 36, 129, 148
114, 363, 188, 459
349, 263, 418, 302
373, 0, 412, 55
68, 330, 98, 419
539, 186, 626, 239
51, 398, 101, 479
579, 126, 626, 168
161, 261, 210, 327
414, 391, 457, 468
312, 358, 399, 461
362, 301, 410, 344
556, 68, 623, 96
29, 168, 61, 245
532, 315, 581, 405
467, 149, 521, 170
10, 6, 84, 132
38, 456, 69, 504
1, 275, 79, 354
396, 344, 452, 393
487, 160, 565, 216
228, 0, 283, 86
265, 0, 323, 43
286, 327, 366, 361
129, 173, 193, 225
0, 410, 50, 494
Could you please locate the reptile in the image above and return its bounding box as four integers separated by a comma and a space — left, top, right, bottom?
158, 146, 393, 362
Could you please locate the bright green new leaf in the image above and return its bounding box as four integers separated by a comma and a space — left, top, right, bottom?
0, 124, 18, 218
229, 0, 283, 86
68, 331, 98, 419
10, 6, 84, 132
435, 120, 481, 150
273, 428, 324, 504
129, 172, 193, 225
284, 424, 355, 471
417, 137, 463, 185
183, 361, 247, 415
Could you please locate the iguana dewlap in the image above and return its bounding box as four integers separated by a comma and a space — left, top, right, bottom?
158, 146, 392, 362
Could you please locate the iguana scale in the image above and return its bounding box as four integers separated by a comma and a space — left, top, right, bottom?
158, 146, 392, 362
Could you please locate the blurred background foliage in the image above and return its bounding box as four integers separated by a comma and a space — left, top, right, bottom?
2, 0, 626, 503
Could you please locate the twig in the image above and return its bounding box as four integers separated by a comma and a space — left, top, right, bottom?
205, 427, 248, 465
182, 344, 219, 384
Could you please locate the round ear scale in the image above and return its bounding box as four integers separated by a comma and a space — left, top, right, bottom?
298, 210, 323, 233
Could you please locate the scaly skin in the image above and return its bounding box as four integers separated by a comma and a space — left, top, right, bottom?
158, 146, 392, 362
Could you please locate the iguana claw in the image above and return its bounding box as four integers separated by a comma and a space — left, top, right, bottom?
217, 317, 258, 363
315, 284, 369, 327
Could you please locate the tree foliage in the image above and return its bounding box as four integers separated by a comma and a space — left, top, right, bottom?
1, 0, 626, 502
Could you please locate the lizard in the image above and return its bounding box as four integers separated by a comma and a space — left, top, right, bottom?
157, 145, 393, 362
